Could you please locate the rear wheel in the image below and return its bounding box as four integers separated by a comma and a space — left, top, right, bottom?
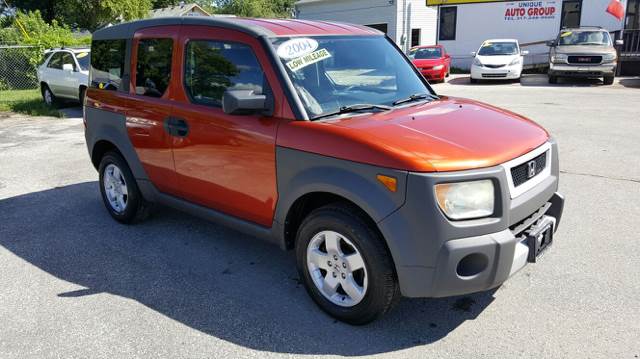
603, 75, 614, 85
296, 203, 399, 325
98, 151, 150, 224
41, 84, 58, 107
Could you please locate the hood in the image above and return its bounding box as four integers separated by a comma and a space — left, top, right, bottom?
554, 45, 615, 55
412, 58, 444, 67
277, 97, 549, 172
476, 54, 519, 65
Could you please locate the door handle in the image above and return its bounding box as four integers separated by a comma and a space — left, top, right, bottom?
164, 116, 189, 137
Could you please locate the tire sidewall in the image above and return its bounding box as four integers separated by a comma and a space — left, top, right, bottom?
98, 152, 141, 223
42, 84, 55, 106
296, 206, 396, 324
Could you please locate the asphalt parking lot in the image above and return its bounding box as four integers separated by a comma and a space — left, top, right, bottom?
1, 74, 639, 358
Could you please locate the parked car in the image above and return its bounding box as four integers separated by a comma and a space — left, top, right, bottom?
408, 45, 451, 82
470, 39, 528, 83
37, 48, 90, 106
85, 18, 564, 325
547, 27, 620, 85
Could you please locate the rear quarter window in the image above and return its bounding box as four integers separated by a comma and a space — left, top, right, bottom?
91, 40, 126, 91
135, 38, 173, 98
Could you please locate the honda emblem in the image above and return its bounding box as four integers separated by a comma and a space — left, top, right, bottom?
527, 160, 537, 178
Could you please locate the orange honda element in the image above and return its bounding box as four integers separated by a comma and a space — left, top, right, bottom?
85, 17, 564, 324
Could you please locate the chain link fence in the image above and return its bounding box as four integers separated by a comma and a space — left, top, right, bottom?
0, 44, 39, 91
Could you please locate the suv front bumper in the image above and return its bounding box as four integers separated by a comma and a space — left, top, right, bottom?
549, 63, 616, 77
378, 140, 564, 298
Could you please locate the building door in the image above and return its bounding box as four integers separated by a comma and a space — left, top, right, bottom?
560, 0, 582, 29
411, 29, 421, 47
365, 23, 388, 34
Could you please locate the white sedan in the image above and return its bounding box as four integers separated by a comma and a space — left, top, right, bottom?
470, 39, 528, 83
37, 48, 90, 106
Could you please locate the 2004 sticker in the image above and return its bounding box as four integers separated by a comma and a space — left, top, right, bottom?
277, 38, 318, 59
286, 48, 332, 72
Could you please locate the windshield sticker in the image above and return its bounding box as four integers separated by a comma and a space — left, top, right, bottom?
482, 41, 492, 47
560, 31, 573, 37
286, 48, 331, 72
76, 52, 89, 58
277, 38, 319, 60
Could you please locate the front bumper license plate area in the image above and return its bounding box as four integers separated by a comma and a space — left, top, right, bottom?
526, 216, 556, 263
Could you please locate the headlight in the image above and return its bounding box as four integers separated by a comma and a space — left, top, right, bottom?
509, 57, 521, 66
472, 58, 483, 67
435, 180, 495, 220
432, 64, 444, 71
602, 53, 617, 63
551, 54, 567, 64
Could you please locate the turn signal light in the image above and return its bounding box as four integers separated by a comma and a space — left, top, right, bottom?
377, 175, 397, 192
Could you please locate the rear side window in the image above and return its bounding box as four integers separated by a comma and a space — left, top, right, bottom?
91, 39, 126, 91
184, 40, 264, 107
135, 38, 173, 98
47, 52, 62, 69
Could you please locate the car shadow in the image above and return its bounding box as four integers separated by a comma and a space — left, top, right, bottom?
0, 182, 497, 356
446, 74, 608, 87
619, 77, 640, 88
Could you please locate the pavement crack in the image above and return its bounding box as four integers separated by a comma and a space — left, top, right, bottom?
560, 170, 640, 184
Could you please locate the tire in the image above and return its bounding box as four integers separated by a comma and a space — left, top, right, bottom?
79, 87, 87, 106
98, 151, 150, 224
41, 84, 58, 107
548, 75, 558, 84
603, 76, 614, 85
470, 77, 478, 84
296, 203, 399, 325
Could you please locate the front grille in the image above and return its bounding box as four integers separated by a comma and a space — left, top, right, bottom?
484, 64, 505, 69
567, 55, 602, 64
510, 152, 547, 187
482, 73, 507, 78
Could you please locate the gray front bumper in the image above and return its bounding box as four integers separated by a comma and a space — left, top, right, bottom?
378, 140, 564, 298
549, 63, 616, 77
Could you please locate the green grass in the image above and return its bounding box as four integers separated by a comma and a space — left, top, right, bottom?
0, 89, 62, 117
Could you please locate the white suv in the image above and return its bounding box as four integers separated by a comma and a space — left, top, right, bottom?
37, 48, 90, 106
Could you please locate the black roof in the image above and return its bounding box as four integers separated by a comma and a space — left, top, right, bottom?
92, 17, 274, 41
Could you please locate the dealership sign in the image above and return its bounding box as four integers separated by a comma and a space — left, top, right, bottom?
504, 1, 557, 21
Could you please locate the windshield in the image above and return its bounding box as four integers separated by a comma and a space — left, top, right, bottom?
75, 52, 90, 71
478, 41, 519, 56
271, 36, 433, 119
558, 30, 612, 46
409, 47, 442, 59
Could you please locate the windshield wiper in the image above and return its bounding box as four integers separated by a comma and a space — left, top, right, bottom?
392, 93, 438, 106
311, 103, 392, 121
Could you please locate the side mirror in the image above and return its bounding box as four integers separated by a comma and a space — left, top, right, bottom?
62, 63, 74, 72
222, 89, 267, 115
615, 39, 624, 46
470, 51, 476, 57
546, 40, 557, 47
521, 50, 530, 56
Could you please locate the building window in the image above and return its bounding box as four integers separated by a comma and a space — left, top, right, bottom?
561, 0, 582, 29
365, 23, 388, 34
439, 7, 457, 41
627, 0, 639, 30
411, 29, 421, 47
135, 38, 173, 98
184, 40, 265, 108
90, 39, 126, 91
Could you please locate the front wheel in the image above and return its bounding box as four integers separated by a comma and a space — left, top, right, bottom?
603, 75, 614, 85
548, 75, 558, 84
41, 84, 58, 107
296, 204, 399, 325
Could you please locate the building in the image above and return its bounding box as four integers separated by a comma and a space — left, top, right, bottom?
295, 0, 640, 73
149, 3, 211, 18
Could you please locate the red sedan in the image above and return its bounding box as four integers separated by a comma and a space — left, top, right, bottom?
409, 45, 451, 82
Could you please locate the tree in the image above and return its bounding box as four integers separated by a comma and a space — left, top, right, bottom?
212, 0, 295, 18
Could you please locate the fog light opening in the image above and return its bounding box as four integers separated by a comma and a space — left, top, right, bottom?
457, 253, 489, 278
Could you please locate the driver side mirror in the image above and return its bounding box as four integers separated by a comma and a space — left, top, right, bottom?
546, 40, 557, 47
470, 51, 476, 57
521, 50, 530, 56
615, 39, 624, 46
62, 63, 74, 72
222, 89, 268, 115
